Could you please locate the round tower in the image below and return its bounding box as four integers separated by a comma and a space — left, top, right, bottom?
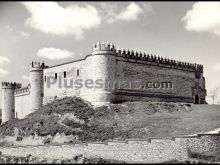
1, 82, 21, 124
90, 42, 117, 106
30, 61, 45, 112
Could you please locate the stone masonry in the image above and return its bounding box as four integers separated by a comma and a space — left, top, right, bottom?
1, 42, 207, 122
0, 132, 219, 163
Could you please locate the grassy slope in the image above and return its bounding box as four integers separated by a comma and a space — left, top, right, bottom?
0, 97, 219, 143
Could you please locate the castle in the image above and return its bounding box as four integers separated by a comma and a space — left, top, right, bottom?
1, 42, 206, 123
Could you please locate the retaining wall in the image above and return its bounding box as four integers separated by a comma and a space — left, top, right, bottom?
0, 132, 219, 163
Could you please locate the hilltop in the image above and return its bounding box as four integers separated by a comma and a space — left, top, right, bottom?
0, 97, 219, 145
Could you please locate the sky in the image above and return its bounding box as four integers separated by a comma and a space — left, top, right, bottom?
1, 1, 220, 105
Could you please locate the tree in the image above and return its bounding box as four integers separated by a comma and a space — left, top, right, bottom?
208, 86, 220, 104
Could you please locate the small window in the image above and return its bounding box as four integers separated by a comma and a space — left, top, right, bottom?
45, 76, 46, 82
77, 69, 79, 76
55, 73, 57, 79
64, 71, 66, 78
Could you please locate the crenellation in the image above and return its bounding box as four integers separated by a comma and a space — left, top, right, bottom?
1, 82, 22, 89
30, 61, 45, 69
92, 41, 116, 52
14, 86, 30, 95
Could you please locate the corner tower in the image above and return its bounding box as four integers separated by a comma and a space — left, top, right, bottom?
1, 82, 21, 124
194, 64, 206, 104
30, 61, 45, 112
90, 42, 117, 106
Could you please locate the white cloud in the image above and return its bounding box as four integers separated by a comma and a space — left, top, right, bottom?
20, 31, 30, 39
22, 75, 30, 81
37, 47, 74, 60
0, 68, 8, 78
214, 63, 220, 71
117, 2, 143, 21
109, 2, 144, 23
0, 56, 9, 78
98, 3, 118, 23
0, 56, 10, 66
182, 2, 220, 36
21, 2, 101, 39
103, 2, 152, 24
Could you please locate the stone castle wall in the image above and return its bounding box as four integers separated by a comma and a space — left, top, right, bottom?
1, 42, 206, 121
114, 57, 196, 103
0, 133, 219, 163
42, 43, 205, 105
43, 57, 93, 105
14, 87, 30, 119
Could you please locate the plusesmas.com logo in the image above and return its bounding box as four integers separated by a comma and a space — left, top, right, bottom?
46, 76, 173, 90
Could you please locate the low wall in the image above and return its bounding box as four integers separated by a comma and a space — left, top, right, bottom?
0, 133, 219, 163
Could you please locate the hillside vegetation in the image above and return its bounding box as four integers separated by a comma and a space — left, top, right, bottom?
0, 97, 219, 144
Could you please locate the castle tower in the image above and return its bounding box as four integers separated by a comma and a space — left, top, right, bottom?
194, 65, 206, 104
90, 42, 117, 106
1, 82, 21, 123
30, 61, 45, 112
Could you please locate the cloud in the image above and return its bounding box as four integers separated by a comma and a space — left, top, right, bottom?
0, 56, 10, 66
98, 3, 118, 23
20, 31, 30, 39
182, 2, 220, 36
108, 2, 144, 23
21, 2, 101, 39
0, 68, 8, 78
37, 47, 74, 60
0, 56, 9, 78
214, 63, 220, 71
22, 75, 29, 81
102, 2, 152, 24
117, 2, 143, 21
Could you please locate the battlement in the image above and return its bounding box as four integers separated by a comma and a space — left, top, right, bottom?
30, 61, 45, 69
91, 42, 203, 72
92, 42, 116, 55
1, 82, 22, 89
115, 47, 203, 72
14, 85, 30, 95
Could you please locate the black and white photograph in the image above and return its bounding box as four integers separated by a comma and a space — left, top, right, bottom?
0, 1, 219, 164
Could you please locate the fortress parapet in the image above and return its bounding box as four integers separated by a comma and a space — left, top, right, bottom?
115, 47, 203, 72
92, 42, 116, 55
1, 82, 21, 89
91, 41, 202, 73
14, 85, 30, 95
30, 61, 45, 71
